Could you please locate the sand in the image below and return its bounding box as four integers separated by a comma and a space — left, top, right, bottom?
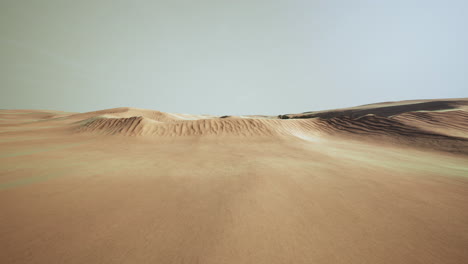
1, 98, 468, 264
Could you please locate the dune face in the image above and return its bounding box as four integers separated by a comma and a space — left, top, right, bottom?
1, 99, 468, 264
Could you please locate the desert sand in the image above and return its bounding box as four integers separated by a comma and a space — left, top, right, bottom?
1, 98, 468, 264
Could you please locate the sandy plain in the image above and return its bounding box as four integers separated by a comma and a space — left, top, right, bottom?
1, 98, 468, 264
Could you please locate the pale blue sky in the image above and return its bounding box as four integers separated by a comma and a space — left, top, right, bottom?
1, 0, 467, 115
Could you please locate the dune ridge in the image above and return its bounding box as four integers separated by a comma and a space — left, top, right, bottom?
76, 115, 281, 137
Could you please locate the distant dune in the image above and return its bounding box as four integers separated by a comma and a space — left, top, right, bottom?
1, 98, 468, 263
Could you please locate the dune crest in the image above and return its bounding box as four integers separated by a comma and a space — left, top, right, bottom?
76, 115, 281, 137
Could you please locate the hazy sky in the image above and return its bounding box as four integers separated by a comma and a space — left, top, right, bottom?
1, 0, 467, 115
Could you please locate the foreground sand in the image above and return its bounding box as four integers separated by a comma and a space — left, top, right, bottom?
1, 99, 468, 264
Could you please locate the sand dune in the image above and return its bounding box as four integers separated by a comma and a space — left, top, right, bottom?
68, 99, 468, 154
1, 99, 468, 263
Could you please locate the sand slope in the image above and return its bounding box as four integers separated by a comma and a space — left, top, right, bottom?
1, 99, 468, 264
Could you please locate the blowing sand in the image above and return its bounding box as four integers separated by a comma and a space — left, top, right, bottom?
1, 99, 468, 264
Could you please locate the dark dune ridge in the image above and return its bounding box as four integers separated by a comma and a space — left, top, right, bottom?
279, 98, 468, 119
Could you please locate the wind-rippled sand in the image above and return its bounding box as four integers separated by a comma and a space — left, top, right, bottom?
1, 98, 468, 264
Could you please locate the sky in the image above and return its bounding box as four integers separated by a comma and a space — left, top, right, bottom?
1, 0, 467, 115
